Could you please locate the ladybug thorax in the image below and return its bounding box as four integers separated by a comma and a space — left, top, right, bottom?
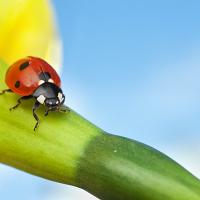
33, 82, 65, 109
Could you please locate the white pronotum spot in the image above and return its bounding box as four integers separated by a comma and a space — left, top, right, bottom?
37, 95, 46, 104
48, 78, 54, 83
38, 80, 45, 86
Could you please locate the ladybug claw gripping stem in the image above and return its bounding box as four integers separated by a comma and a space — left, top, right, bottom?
34, 121, 40, 131
9, 105, 18, 111
0, 89, 12, 95
59, 105, 70, 113
44, 110, 49, 116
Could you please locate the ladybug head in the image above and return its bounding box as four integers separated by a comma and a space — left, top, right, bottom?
33, 82, 65, 110
45, 93, 65, 111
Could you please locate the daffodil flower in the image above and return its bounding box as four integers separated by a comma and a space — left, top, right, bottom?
0, 0, 62, 70
0, 1, 200, 200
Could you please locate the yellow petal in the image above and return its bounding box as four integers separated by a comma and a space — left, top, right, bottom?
0, 0, 62, 71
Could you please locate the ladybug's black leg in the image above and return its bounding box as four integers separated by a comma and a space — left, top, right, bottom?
10, 96, 32, 111
59, 105, 70, 113
44, 107, 49, 116
0, 89, 12, 95
33, 101, 40, 131
44, 110, 49, 116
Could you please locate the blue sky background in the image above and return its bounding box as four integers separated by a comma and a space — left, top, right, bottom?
1, 0, 200, 199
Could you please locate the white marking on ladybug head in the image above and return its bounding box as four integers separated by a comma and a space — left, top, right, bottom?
58, 92, 64, 102
37, 95, 46, 104
58, 92, 63, 102
56, 101, 59, 104
48, 78, 54, 83
38, 80, 45, 86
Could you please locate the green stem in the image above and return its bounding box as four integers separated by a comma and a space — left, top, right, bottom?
76, 133, 200, 200
0, 60, 200, 200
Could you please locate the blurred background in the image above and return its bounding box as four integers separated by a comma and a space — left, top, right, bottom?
1, 0, 200, 199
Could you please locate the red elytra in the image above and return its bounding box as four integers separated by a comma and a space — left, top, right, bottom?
5, 56, 61, 96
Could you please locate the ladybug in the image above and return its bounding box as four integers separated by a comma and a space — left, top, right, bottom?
0, 56, 68, 131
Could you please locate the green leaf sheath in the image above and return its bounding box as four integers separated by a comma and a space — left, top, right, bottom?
76, 133, 200, 200
0, 60, 200, 200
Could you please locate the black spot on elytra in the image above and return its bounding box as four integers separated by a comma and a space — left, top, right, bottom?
39, 72, 51, 81
15, 81, 20, 88
19, 61, 29, 70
